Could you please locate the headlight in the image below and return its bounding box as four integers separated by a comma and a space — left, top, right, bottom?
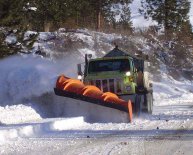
77, 75, 82, 80
126, 71, 131, 76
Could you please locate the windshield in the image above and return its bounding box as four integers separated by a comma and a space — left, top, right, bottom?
88, 59, 130, 73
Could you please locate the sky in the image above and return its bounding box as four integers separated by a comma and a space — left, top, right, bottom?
189, 0, 193, 27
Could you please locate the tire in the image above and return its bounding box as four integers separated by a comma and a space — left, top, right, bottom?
136, 71, 150, 94
145, 92, 153, 113
143, 71, 150, 91
134, 94, 142, 116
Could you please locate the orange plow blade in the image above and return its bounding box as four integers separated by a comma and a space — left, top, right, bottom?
55, 75, 133, 122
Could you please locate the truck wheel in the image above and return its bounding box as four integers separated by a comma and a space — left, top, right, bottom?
143, 70, 151, 92
134, 94, 142, 116
145, 92, 153, 113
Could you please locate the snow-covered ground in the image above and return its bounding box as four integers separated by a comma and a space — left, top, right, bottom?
1, 115, 193, 154
153, 67, 193, 106
0, 29, 193, 154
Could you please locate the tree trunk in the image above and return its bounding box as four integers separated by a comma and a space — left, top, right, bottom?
96, 0, 101, 31
164, 0, 169, 36
44, 22, 51, 32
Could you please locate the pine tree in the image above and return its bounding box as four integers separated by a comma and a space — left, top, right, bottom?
119, 4, 132, 31
140, 0, 192, 36
89, 0, 133, 31
140, 0, 193, 69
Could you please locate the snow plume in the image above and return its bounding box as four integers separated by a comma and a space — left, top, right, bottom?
0, 53, 81, 106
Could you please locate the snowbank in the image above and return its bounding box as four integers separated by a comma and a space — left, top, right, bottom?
153, 66, 193, 106
0, 104, 41, 124
5, 34, 17, 45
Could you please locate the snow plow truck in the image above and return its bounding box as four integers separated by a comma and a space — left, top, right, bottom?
54, 46, 153, 123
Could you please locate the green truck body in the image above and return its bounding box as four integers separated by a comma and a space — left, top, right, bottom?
77, 47, 153, 113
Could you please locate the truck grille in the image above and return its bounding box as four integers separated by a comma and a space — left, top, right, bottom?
91, 79, 122, 94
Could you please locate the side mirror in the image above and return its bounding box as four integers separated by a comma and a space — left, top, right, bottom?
134, 68, 137, 73
77, 64, 82, 75
88, 54, 92, 59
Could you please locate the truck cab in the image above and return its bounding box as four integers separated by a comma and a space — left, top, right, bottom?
84, 56, 137, 95
78, 47, 150, 96
76, 47, 153, 113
